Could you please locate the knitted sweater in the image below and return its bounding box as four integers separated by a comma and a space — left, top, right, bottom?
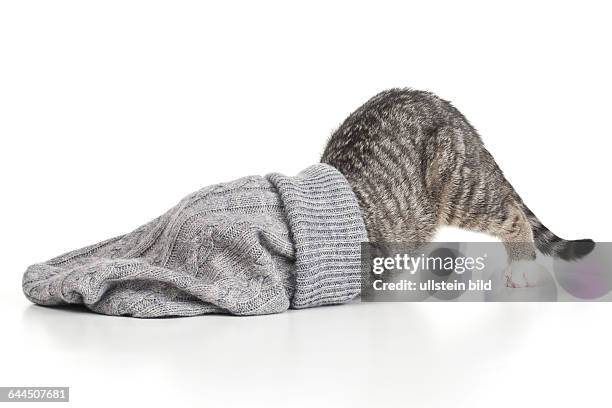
22, 164, 367, 317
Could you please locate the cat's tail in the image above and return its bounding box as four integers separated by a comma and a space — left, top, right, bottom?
519, 200, 595, 261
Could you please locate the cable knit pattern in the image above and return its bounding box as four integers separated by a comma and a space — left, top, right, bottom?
22, 164, 367, 317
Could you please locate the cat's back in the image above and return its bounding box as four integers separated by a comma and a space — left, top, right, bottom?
321, 88, 464, 168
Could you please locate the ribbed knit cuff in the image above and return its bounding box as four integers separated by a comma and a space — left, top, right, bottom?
267, 164, 367, 309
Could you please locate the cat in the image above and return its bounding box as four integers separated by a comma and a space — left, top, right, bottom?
321, 88, 594, 287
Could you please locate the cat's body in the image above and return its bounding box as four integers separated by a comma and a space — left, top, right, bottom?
322, 89, 594, 287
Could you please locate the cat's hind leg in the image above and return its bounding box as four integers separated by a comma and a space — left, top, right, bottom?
492, 201, 538, 287
433, 163, 539, 286
450, 196, 538, 287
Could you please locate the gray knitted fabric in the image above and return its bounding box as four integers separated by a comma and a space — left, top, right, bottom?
22, 164, 367, 317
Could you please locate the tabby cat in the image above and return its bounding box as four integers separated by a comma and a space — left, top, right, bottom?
321, 88, 594, 287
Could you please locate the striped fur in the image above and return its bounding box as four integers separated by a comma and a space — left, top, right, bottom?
322, 88, 594, 264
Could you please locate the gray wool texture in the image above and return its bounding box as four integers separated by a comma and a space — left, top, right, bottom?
22, 164, 367, 317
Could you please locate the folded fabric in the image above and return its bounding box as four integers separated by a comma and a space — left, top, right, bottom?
22, 164, 367, 317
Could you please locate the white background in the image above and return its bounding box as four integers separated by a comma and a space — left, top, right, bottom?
1, 1, 611, 407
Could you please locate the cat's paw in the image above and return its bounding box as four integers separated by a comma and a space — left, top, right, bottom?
504, 260, 542, 288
